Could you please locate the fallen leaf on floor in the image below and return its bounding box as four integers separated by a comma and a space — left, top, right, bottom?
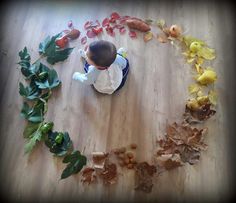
157, 34, 168, 43
134, 162, 157, 193
143, 31, 153, 42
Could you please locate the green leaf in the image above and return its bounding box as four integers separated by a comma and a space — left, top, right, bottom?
61, 150, 87, 179
23, 122, 41, 138
45, 131, 73, 157
35, 69, 61, 89
20, 102, 44, 123
19, 82, 41, 100
38, 34, 74, 65
24, 130, 43, 154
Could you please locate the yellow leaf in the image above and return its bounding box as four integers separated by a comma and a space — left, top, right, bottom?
182, 36, 206, 47
208, 90, 217, 106
188, 84, 201, 94
197, 69, 217, 85
186, 98, 200, 110
198, 47, 216, 60
196, 57, 204, 65
144, 31, 153, 42
197, 95, 209, 105
195, 64, 204, 74
187, 58, 195, 64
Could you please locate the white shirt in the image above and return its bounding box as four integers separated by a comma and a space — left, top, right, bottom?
73, 54, 127, 94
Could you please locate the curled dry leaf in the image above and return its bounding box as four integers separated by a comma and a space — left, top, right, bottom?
157, 34, 168, 43
143, 31, 153, 42
134, 162, 157, 193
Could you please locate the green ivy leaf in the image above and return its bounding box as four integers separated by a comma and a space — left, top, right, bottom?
23, 122, 41, 139
24, 130, 43, 154
39, 34, 74, 65
61, 151, 87, 179
45, 131, 73, 157
20, 102, 44, 123
35, 69, 61, 89
19, 82, 41, 100
18, 47, 33, 78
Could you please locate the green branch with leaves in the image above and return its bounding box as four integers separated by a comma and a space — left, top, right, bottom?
18, 33, 86, 179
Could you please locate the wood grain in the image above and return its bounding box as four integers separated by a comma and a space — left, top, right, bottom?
0, 1, 235, 202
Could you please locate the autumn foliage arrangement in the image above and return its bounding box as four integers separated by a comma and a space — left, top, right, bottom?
18, 12, 217, 193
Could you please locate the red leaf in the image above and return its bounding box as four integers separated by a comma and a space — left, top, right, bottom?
109, 18, 116, 23
81, 36, 87, 45
95, 20, 101, 27
84, 21, 92, 30
111, 12, 120, 20
113, 24, 124, 29
84, 45, 88, 51
102, 18, 110, 27
119, 27, 126, 34
106, 26, 115, 37
92, 27, 103, 35
86, 30, 97, 38
129, 30, 137, 39
119, 15, 130, 24
68, 20, 73, 29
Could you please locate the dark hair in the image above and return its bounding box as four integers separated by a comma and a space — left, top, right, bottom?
88, 40, 117, 67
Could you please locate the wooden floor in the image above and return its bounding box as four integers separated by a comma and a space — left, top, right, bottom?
0, 1, 235, 202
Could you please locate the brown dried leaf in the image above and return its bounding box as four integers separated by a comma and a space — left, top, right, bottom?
134, 162, 157, 193
81, 167, 97, 184
100, 160, 118, 185
156, 153, 183, 170
185, 103, 216, 121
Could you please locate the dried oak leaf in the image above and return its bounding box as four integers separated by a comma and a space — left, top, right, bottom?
157, 122, 208, 165
185, 103, 216, 121
180, 147, 201, 165
81, 167, 97, 184
134, 162, 157, 193
100, 160, 117, 185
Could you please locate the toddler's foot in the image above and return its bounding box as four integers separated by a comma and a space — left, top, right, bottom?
117, 47, 127, 58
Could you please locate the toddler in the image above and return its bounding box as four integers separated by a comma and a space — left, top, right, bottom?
72, 40, 129, 94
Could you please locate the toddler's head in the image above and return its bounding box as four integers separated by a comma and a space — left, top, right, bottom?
86, 40, 117, 70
